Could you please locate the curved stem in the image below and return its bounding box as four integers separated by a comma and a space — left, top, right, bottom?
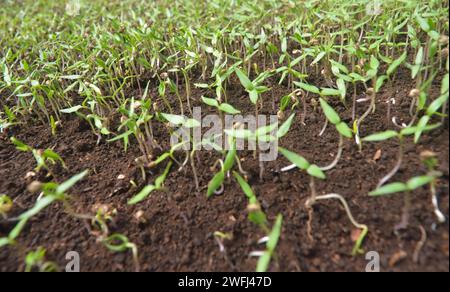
306, 193, 368, 255
356, 93, 375, 150
320, 134, 344, 171
430, 182, 446, 223
377, 138, 403, 189
319, 116, 328, 137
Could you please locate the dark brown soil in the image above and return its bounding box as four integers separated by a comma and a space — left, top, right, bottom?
0, 68, 448, 272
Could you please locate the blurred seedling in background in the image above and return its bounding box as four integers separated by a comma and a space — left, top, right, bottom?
0, 171, 89, 249
25, 247, 59, 272
250, 214, 282, 272
10, 137, 66, 177
233, 172, 268, 231
103, 234, 140, 272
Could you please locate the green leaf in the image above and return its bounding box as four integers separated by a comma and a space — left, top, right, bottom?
201, 96, 219, 108
235, 68, 254, 91
311, 51, 326, 66
249, 211, 267, 226
336, 78, 346, 100
233, 172, 255, 200
277, 113, 295, 138
415, 47, 424, 66
306, 165, 326, 180
249, 89, 259, 104
406, 176, 435, 190
256, 123, 278, 137
3, 64, 11, 86
370, 55, 380, 70
335, 122, 353, 138
56, 170, 89, 195
223, 144, 236, 173
267, 214, 283, 251
207, 171, 225, 197
0, 238, 9, 248
184, 119, 201, 128
256, 252, 271, 273
279, 147, 310, 170
330, 60, 349, 74
10, 137, 31, 152
161, 113, 186, 125
42, 149, 66, 168
294, 82, 320, 95
416, 15, 431, 32
321, 88, 341, 97
19, 196, 56, 220
319, 98, 341, 125
9, 218, 28, 240
369, 183, 408, 196
128, 185, 157, 205
225, 128, 254, 139
60, 105, 84, 114
362, 130, 398, 142
376, 75, 388, 92
414, 115, 430, 143
387, 52, 407, 76
219, 103, 241, 114
427, 94, 449, 116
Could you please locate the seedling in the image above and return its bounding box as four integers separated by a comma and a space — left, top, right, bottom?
420, 151, 446, 223
281, 98, 352, 172
206, 138, 237, 197
279, 147, 367, 254
10, 137, 66, 177
235, 67, 271, 127
362, 123, 442, 188
127, 160, 173, 205
370, 172, 442, 231
103, 233, 140, 272
250, 214, 282, 272
0, 171, 89, 249
24, 247, 59, 272
233, 172, 268, 231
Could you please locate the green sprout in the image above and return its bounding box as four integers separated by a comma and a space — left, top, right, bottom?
103, 233, 140, 272
25, 247, 59, 272
0, 170, 89, 249
251, 214, 283, 273
10, 137, 66, 176
233, 172, 268, 231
